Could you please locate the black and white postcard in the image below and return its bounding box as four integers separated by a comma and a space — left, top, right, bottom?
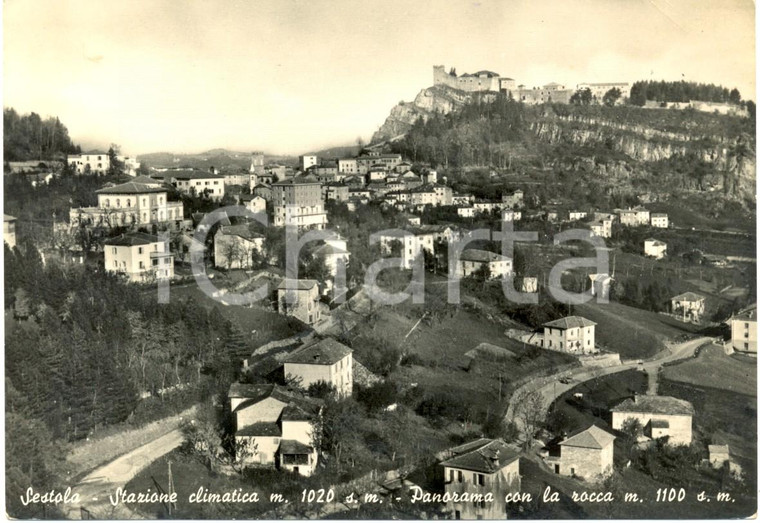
3, 0, 757, 519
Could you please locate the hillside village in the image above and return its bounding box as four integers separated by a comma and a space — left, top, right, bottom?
3, 65, 757, 519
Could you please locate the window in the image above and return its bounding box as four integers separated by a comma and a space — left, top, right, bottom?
138, 247, 143, 254
139, 261, 145, 269
152, 259, 158, 267
127, 199, 131, 207
112, 247, 117, 254
164, 258, 170, 265
113, 261, 117, 268
475, 473, 485, 486
745, 343, 749, 350
457, 470, 463, 483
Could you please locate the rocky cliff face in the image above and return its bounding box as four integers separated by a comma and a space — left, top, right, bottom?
371, 85, 471, 144
532, 116, 756, 200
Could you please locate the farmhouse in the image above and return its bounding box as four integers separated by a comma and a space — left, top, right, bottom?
104, 232, 174, 282
644, 238, 667, 259
439, 438, 521, 520
589, 218, 612, 238
283, 338, 353, 397
277, 279, 321, 325
611, 394, 695, 445
213, 225, 264, 270
171, 170, 226, 201
650, 213, 669, 228
229, 383, 321, 475
544, 425, 615, 481
588, 273, 612, 299
457, 249, 513, 279
618, 207, 650, 227
541, 316, 596, 354
670, 292, 706, 322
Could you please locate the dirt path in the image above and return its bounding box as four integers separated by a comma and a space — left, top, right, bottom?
62, 430, 185, 520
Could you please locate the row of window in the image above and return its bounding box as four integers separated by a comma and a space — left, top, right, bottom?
103, 197, 164, 208
448, 469, 485, 486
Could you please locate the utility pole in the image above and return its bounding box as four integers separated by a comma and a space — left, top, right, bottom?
167, 461, 175, 515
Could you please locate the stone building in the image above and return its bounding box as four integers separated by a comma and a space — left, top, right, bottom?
545, 425, 615, 481
611, 395, 695, 446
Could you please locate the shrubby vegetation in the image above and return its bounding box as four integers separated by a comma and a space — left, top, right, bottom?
3, 108, 80, 162
629, 80, 742, 106
4, 241, 246, 516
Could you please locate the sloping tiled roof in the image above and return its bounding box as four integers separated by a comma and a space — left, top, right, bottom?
276, 278, 318, 291
645, 239, 666, 246
460, 249, 511, 263
612, 395, 695, 416
237, 421, 282, 437
543, 316, 596, 330
284, 338, 352, 366
671, 292, 705, 303
279, 439, 313, 455
105, 232, 159, 247
313, 243, 349, 256
733, 304, 757, 322
560, 425, 615, 449
229, 383, 322, 419
440, 439, 519, 474
218, 224, 264, 242
96, 182, 166, 195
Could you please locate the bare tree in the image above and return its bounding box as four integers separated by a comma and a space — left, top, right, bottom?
511, 389, 547, 446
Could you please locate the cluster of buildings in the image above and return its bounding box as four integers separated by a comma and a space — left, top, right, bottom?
433, 65, 631, 105
291, 152, 450, 213
67, 152, 141, 176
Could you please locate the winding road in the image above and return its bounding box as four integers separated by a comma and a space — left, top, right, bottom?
506, 336, 712, 439
62, 429, 184, 520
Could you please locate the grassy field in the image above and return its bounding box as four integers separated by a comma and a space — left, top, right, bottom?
548, 370, 648, 434
574, 301, 695, 359
349, 300, 577, 428
167, 283, 304, 347
662, 342, 756, 396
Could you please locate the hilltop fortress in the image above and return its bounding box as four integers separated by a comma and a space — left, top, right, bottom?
433, 65, 630, 105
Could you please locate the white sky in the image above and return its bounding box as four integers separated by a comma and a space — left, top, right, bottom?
3, 0, 756, 156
